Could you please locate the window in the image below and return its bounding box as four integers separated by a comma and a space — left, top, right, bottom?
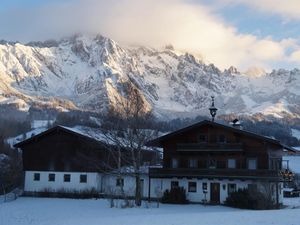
247, 159, 257, 170
228, 183, 236, 194
48, 173, 55, 182
208, 159, 217, 169
64, 174, 71, 182
80, 174, 87, 183
219, 134, 226, 143
171, 181, 179, 189
198, 134, 207, 143
270, 158, 282, 170
171, 158, 178, 168
33, 173, 40, 181
227, 159, 236, 169
202, 183, 207, 190
189, 159, 198, 168
188, 182, 197, 192
116, 178, 124, 187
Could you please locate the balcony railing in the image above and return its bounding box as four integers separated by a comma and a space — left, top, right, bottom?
176, 143, 243, 152
149, 167, 280, 180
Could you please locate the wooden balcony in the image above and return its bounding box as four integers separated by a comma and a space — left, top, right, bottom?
176, 143, 243, 152
149, 167, 281, 181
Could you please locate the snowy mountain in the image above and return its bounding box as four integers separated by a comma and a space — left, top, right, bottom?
0, 34, 299, 119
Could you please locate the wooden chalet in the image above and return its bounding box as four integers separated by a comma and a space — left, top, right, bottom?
147, 119, 291, 204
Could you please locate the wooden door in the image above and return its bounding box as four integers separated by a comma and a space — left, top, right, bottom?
210, 183, 220, 204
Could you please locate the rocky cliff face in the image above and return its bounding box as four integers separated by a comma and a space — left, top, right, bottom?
0, 34, 299, 119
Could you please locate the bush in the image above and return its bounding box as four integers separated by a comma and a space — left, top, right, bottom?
225, 188, 277, 210
161, 187, 188, 204
36, 188, 99, 199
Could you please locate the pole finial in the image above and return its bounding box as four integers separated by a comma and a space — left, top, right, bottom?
209, 96, 218, 122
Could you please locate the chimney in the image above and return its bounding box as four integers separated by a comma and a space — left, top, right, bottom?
230, 119, 242, 129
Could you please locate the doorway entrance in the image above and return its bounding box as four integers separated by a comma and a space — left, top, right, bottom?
210, 183, 220, 204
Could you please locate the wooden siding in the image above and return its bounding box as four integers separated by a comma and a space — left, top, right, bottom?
154, 123, 282, 179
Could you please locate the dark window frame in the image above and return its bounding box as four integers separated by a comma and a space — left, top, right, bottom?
80, 174, 87, 183
33, 173, 40, 181
48, 173, 55, 182
171, 181, 179, 189
188, 159, 198, 168
247, 158, 257, 170
218, 134, 227, 143
227, 158, 236, 169
188, 182, 197, 192
202, 182, 207, 190
208, 159, 217, 169
64, 174, 71, 182
171, 158, 179, 168
198, 134, 207, 143
116, 177, 124, 187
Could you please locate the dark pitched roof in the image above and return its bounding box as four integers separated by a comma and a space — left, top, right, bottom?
147, 120, 294, 151
14, 125, 104, 148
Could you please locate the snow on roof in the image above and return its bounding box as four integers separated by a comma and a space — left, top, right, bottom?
14, 125, 160, 153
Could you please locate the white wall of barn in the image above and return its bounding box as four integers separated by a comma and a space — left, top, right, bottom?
24, 171, 102, 192
101, 174, 153, 197
24, 171, 283, 204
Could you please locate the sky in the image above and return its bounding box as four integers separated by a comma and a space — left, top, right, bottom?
0, 0, 300, 71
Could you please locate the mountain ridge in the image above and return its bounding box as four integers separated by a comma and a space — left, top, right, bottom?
0, 34, 299, 120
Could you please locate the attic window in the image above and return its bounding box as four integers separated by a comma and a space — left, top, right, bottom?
219, 134, 226, 143
198, 134, 207, 143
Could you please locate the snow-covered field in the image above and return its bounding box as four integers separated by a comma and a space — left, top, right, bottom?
1, 197, 300, 225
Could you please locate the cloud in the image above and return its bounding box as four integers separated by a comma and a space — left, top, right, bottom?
0, 0, 299, 70
215, 0, 300, 20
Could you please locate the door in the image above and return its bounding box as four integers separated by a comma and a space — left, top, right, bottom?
140, 179, 144, 197
210, 183, 220, 204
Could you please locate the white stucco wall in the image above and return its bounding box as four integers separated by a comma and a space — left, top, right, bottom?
102, 174, 150, 197
24, 171, 102, 193
149, 178, 283, 204
24, 170, 283, 204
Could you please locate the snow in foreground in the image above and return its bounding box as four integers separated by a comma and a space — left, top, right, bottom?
1, 197, 300, 225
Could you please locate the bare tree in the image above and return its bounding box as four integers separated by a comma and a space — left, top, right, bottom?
101, 86, 158, 206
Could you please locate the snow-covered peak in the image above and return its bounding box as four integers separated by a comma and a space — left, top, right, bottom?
0, 34, 299, 120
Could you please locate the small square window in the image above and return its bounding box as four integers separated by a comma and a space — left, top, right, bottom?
248, 159, 257, 170
198, 134, 207, 143
171, 181, 179, 189
202, 183, 207, 190
228, 159, 236, 169
208, 159, 217, 169
80, 174, 87, 183
33, 173, 40, 181
189, 159, 198, 168
64, 174, 71, 182
48, 173, 55, 182
188, 182, 197, 192
171, 158, 178, 168
219, 134, 226, 143
116, 178, 124, 187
